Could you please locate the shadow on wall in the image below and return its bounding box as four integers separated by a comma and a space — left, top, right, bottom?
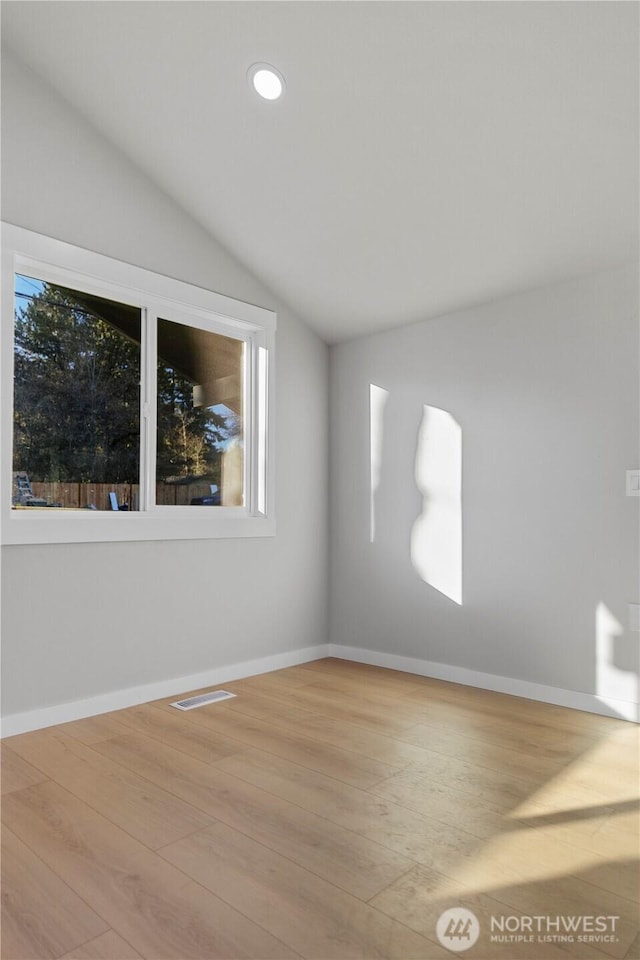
370, 385, 462, 605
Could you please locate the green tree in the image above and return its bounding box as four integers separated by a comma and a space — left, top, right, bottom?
156, 361, 231, 485
13, 281, 238, 487
14, 284, 141, 482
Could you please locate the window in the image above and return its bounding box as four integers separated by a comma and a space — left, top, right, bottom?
13, 275, 143, 511
1, 224, 275, 544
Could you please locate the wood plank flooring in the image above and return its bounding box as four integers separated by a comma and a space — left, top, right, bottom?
2, 658, 638, 959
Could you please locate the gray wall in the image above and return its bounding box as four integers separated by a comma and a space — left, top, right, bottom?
1, 54, 329, 716
2, 52, 638, 720
330, 267, 639, 707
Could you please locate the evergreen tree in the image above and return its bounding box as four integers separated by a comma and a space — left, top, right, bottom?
13, 281, 238, 486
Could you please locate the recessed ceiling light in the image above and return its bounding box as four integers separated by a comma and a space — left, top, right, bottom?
248, 63, 285, 101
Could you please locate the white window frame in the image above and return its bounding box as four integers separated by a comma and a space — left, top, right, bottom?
1, 223, 276, 545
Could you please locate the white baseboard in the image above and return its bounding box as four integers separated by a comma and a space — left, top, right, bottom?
0, 644, 330, 738
329, 644, 640, 723
3, 640, 637, 737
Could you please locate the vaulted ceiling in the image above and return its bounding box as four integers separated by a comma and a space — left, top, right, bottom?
2, 1, 637, 343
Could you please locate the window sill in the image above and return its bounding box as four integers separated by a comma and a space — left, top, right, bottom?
1, 510, 276, 545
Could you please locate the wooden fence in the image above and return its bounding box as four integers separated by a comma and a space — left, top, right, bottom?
29, 481, 217, 510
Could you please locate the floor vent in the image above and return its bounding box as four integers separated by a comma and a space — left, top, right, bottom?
170, 690, 236, 711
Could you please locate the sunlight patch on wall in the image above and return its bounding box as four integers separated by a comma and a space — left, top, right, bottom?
369, 383, 389, 542
596, 602, 639, 722
411, 405, 462, 604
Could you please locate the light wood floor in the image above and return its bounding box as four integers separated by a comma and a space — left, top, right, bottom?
1, 658, 638, 960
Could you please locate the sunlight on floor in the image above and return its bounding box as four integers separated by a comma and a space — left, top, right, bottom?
411, 404, 462, 604
434, 833, 624, 898
434, 726, 639, 901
